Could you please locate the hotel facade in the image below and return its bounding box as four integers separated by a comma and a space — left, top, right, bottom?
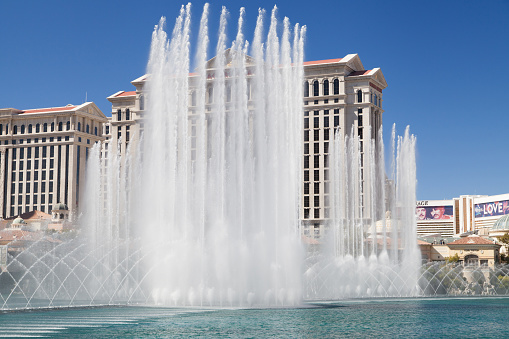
0, 103, 107, 219
106, 53, 387, 237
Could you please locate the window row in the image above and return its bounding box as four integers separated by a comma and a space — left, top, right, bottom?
304, 79, 340, 97
303, 208, 330, 219
10, 181, 55, 194
303, 182, 330, 195
303, 169, 330, 181
304, 129, 332, 142
304, 142, 329, 155
116, 108, 131, 121
0, 122, 98, 136
11, 170, 54, 181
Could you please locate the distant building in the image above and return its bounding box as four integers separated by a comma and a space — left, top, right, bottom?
416, 193, 509, 237
0, 103, 108, 219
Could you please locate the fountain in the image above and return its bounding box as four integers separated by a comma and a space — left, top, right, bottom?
1, 4, 509, 311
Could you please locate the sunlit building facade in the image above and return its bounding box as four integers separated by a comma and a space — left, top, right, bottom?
107, 54, 387, 238
0, 103, 107, 219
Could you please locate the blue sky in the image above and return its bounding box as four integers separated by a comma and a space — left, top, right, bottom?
1, 0, 508, 201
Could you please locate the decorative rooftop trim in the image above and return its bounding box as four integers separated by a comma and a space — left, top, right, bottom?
115, 91, 136, 97
21, 105, 77, 114
303, 58, 343, 66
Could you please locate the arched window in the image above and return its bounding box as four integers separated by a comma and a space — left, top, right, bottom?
0, 124, 2, 135
58, 122, 63, 131
126, 108, 130, 120
21, 125, 25, 134
66, 121, 70, 130
139, 95, 145, 110
36, 123, 40, 133
313, 81, 319, 96
28, 124, 32, 133
117, 109, 121, 121
323, 80, 329, 96
13, 125, 17, 135
94, 127, 98, 136
333, 79, 339, 95
78, 122, 81, 132
51, 122, 54, 132
304, 81, 309, 97
86, 124, 90, 134
357, 89, 362, 103
43, 123, 48, 132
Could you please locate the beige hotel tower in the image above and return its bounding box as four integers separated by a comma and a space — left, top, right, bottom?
0, 103, 107, 219
106, 53, 387, 238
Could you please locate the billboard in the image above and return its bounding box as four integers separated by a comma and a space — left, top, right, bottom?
416, 204, 453, 221
474, 200, 509, 218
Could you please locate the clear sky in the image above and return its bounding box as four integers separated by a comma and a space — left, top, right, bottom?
1, 0, 508, 201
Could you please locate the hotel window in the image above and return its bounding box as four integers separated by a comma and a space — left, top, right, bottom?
304, 81, 309, 97
36, 124, 40, 133
51, 122, 54, 132
78, 122, 81, 131
358, 128, 363, 139
314, 130, 319, 141
27, 160, 31, 170
20, 148, 24, 160
374, 94, 377, 106
106, 125, 110, 135
334, 116, 339, 128
58, 122, 63, 131
126, 126, 130, 142
324, 142, 329, 154
41, 195, 45, 204
118, 130, 121, 140
304, 118, 309, 129
304, 170, 309, 181
126, 108, 130, 120
314, 209, 320, 219
314, 155, 319, 168
49, 170, 54, 180
324, 129, 329, 140
304, 130, 309, 142
208, 87, 213, 103
314, 183, 319, 194
313, 81, 319, 96
95, 127, 98, 136
34, 195, 37, 204
314, 170, 319, 181
0, 124, 2, 135
21, 125, 25, 134
314, 196, 320, 207
324, 155, 329, 167
304, 209, 310, 219
19, 172, 23, 181
28, 124, 32, 133
226, 85, 232, 102
304, 196, 310, 207
323, 80, 329, 96
13, 125, 17, 134
50, 146, 54, 157
117, 109, 121, 121
304, 183, 309, 194
324, 116, 329, 128
34, 171, 38, 180
12, 148, 17, 159
67, 121, 70, 130
304, 156, 309, 169
43, 123, 48, 132
86, 125, 90, 134
140, 95, 145, 110
357, 90, 362, 103
358, 114, 363, 126
26, 183, 30, 194
34, 182, 38, 193
324, 170, 329, 181
333, 79, 339, 95
314, 117, 319, 128
314, 143, 319, 154
304, 144, 309, 155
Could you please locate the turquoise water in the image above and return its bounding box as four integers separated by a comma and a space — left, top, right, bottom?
1, 298, 508, 338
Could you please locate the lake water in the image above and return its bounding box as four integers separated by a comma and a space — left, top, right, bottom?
1, 298, 508, 337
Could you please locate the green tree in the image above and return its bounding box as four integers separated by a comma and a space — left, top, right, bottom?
446, 253, 460, 263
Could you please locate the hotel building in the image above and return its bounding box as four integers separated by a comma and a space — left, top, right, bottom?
416, 193, 509, 237
0, 103, 107, 219
107, 53, 387, 238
